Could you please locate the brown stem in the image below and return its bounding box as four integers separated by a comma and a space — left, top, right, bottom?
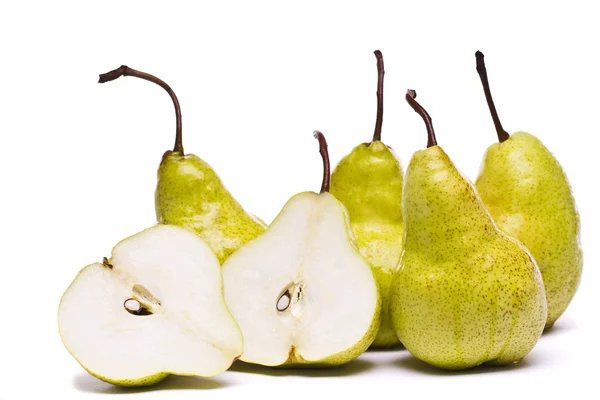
475, 51, 510, 143
405, 90, 437, 148
102, 257, 113, 269
313, 131, 330, 193
372, 50, 384, 142
98, 66, 184, 154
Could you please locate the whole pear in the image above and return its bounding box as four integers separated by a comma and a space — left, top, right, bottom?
389, 90, 547, 370
331, 50, 404, 348
99, 66, 265, 264
473, 51, 582, 328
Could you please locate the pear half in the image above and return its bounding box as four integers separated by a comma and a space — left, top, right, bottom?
58, 224, 243, 386
222, 132, 381, 367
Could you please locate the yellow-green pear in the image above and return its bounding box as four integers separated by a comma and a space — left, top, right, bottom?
222, 132, 381, 367
389, 90, 547, 370
99, 66, 265, 264
473, 51, 582, 328
331, 50, 403, 348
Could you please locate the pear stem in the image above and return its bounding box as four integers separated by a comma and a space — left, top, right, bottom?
405, 90, 437, 148
313, 131, 330, 193
475, 51, 510, 143
102, 257, 113, 269
372, 50, 384, 142
98, 66, 184, 154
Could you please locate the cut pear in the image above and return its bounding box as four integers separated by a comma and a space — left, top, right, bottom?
222, 192, 381, 367
58, 224, 243, 387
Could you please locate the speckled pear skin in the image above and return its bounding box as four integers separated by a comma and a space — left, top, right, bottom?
156, 151, 266, 264
330, 141, 403, 348
389, 146, 547, 370
475, 132, 582, 328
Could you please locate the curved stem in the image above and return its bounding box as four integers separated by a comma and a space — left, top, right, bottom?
99, 65, 184, 154
372, 50, 384, 142
475, 51, 510, 143
405, 90, 437, 148
313, 131, 330, 193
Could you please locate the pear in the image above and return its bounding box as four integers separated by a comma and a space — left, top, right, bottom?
222, 131, 381, 367
389, 90, 547, 370
330, 50, 404, 349
57, 224, 243, 386
99, 66, 265, 264
474, 51, 582, 328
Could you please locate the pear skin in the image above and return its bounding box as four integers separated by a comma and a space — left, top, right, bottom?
476, 132, 582, 328
157, 151, 266, 264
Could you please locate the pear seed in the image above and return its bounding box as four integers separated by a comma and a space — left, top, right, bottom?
276, 292, 291, 312
124, 298, 152, 316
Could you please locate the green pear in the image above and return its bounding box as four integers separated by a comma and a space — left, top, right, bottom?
389, 90, 547, 370
99, 66, 265, 264
331, 50, 403, 348
222, 132, 381, 367
473, 51, 582, 328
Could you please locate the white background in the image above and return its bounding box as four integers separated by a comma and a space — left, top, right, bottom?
0, 1, 598, 399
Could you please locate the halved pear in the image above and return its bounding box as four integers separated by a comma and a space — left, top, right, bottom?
57, 224, 243, 387
222, 132, 381, 367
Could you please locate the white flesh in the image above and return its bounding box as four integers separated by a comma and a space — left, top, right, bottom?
222, 192, 378, 365
58, 224, 243, 381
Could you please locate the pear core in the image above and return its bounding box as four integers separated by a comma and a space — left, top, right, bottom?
276, 282, 306, 314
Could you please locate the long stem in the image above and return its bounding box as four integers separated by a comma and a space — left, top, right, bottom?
475, 51, 510, 143
372, 50, 384, 142
313, 131, 330, 193
98, 66, 184, 154
405, 90, 437, 148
